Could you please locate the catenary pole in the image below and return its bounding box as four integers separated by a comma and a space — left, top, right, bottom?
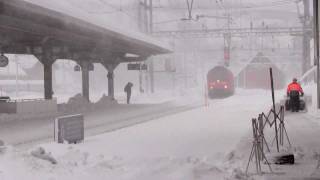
314, 0, 320, 108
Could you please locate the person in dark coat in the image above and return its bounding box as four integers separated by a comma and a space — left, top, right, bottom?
124, 82, 133, 104
287, 78, 304, 112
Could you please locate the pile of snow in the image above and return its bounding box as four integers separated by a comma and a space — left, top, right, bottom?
59, 94, 119, 114
58, 93, 91, 113
94, 94, 118, 108
30, 147, 57, 164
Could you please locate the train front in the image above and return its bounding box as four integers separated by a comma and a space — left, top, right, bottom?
207, 66, 235, 98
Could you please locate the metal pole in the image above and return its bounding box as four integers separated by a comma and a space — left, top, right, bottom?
303, 0, 311, 74
314, 0, 320, 108
139, 65, 143, 93
149, 0, 153, 33
149, 0, 154, 93
144, 0, 148, 33
15, 54, 19, 98
150, 59, 154, 93
269, 68, 279, 152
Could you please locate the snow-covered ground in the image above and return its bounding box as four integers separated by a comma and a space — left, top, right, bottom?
0, 89, 275, 180
2, 87, 320, 180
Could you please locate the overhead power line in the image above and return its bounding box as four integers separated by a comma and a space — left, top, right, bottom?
85, 0, 140, 22
153, 0, 295, 11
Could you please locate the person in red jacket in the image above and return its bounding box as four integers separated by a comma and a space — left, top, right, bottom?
287, 78, 304, 112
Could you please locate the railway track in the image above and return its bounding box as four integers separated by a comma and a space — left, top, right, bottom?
2, 102, 200, 149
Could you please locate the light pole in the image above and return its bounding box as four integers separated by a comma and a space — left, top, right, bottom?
15, 54, 19, 98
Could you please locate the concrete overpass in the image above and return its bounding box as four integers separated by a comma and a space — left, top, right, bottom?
0, 0, 171, 101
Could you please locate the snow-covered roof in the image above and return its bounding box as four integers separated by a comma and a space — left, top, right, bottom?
21, 0, 173, 54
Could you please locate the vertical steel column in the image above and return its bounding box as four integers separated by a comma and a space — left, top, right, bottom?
314, 0, 320, 108
149, 0, 153, 34
81, 61, 90, 102
144, 0, 148, 33
302, 0, 311, 74
149, 59, 154, 93
139, 66, 144, 93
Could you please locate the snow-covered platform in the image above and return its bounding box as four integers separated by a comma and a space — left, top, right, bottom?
0, 89, 274, 180
0, 102, 196, 147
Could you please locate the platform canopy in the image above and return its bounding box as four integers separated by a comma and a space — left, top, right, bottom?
0, 0, 172, 62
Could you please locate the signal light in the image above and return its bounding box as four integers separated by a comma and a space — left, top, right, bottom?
224, 85, 228, 89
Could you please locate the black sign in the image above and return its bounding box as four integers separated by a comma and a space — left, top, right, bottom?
55, 114, 84, 144
0, 54, 9, 67
74, 63, 94, 71
128, 63, 147, 70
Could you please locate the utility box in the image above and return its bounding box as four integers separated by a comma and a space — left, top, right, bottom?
55, 114, 84, 144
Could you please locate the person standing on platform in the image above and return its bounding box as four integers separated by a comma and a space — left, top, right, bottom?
124, 82, 133, 104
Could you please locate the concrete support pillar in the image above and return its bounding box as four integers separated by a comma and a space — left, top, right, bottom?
80, 61, 90, 102
36, 47, 55, 100
43, 61, 53, 99
102, 62, 119, 100
107, 70, 114, 99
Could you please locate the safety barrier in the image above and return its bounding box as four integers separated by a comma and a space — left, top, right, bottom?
246, 105, 292, 175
